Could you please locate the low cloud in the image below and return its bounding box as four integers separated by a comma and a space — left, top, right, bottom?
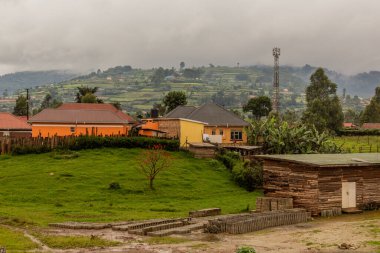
0, 0, 379, 74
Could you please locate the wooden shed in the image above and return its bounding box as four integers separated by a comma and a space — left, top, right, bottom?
256, 153, 380, 216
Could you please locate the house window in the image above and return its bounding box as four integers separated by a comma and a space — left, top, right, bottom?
230, 130, 242, 141
219, 129, 224, 136
211, 129, 216, 135
70, 127, 76, 133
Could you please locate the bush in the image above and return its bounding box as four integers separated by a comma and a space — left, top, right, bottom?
337, 129, 380, 136
216, 151, 263, 191
236, 246, 256, 253
232, 161, 263, 192
108, 182, 121, 190
11, 136, 179, 155
215, 151, 240, 171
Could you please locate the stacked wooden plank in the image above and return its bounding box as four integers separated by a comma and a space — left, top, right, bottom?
205, 209, 310, 234
189, 208, 221, 218
255, 197, 293, 212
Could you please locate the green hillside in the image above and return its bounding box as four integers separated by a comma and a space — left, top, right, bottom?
0, 148, 261, 226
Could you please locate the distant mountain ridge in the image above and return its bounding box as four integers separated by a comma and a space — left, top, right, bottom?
0, 70, 79, 94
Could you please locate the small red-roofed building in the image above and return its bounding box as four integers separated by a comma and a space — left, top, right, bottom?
0, 112, 32, 137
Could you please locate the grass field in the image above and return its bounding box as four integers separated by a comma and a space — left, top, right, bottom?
332, 136, 380, 153
0, 148, 261, 227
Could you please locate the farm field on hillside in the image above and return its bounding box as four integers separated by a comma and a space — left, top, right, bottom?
0, 148, 261, 226
332, 135, 380, 153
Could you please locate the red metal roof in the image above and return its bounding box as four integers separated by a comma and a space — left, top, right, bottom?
0, 112, 32, 130
29, 109, 128, 124
362, 123, 380, 129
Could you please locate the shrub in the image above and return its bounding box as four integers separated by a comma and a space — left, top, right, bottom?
232, 161, 263, 192
215, 151, 240, 171
11, 136, 179, 155
236, 246, 256, 253
108, 182, 121, 190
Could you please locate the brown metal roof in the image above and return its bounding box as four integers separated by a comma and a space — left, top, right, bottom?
164, 103, 249, 126
29, 109, 128, 124
58, 103, 118, 111
57, 103, 135, 123
0, 112, 32, 130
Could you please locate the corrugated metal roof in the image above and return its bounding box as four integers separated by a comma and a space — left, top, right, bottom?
29, 109, 127, 124
256, 153, 380, 167
0, 112, 32, 130
164, 103, 249, 126
57, 103, 136, 123
362, 123, 380, 129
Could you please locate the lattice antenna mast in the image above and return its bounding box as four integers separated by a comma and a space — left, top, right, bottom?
272, 47, 280, 113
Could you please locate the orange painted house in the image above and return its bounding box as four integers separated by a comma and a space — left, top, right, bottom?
29, 103, 135, 137
137, 120, 166, 137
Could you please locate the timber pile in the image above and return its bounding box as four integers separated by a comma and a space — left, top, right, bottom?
112, 218, 189, 232
255, 197, 293, 212
49, 222, 113, 230
189, 208, 221, 218
205, 208, 310, 234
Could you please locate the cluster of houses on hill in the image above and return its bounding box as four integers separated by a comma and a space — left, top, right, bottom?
0, 103, 250, 147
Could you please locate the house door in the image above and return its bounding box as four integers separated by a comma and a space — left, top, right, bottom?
342, 182, 356, 208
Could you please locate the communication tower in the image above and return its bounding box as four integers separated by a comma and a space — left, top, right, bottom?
272, 47, 280, 113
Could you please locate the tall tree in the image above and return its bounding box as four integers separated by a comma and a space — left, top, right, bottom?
302, 68, 344, 132
40, 93, 62, 110
361, 87, 380, 123
163, 91, 187, 112
75, 86, 103, 103
13, 95, 28, 116
243, 96, 272, 120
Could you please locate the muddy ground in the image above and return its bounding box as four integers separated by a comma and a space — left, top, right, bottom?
26, 211, 380, 253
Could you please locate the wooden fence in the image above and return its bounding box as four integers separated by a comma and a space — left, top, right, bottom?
0, 136, 78, 155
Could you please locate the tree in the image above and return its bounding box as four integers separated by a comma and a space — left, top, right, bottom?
361, 87, 380, 123
13, 95, 28, 116
163, 91, 187, 112
138, 145, 172, 190
40, 93, 62, 111
243, 96, 272, 120
180, 61, 185, 70
75, 86, 103, 103
302, 68, 344, 132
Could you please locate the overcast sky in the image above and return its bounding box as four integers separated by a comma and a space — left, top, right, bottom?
0, 0, 379, 75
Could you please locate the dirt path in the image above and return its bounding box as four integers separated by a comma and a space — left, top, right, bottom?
29, 212, 380, 253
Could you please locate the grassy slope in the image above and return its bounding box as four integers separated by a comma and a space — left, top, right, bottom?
0, 148, 261, 226
0, 226, 38, 251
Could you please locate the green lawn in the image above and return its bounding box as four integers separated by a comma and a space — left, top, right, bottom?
0, 148, 261, 226
332, 136, 380, 153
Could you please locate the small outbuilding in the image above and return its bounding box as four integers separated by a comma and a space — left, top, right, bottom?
256, 153, 380, 216
0, 112, 32, 137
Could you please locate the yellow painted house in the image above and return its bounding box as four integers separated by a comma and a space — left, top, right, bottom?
141, 118, 206, 148
164, 103, 249, 145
